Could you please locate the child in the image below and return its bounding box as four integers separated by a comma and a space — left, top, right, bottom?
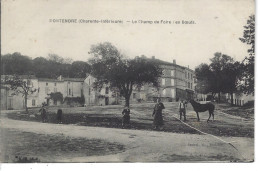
122, 107, 130, 127
57, 109, 63, 124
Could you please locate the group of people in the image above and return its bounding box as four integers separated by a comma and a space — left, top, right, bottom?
39, 99, 187, 128
39, 103, 63, 123
121, 99, 187, 130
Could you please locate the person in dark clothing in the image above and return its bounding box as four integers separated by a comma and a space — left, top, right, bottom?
152, 99, 165, 130
122, 107, 130, 127
57, 109, 63, 124
39, 104, 47, 123
179, 99, 187, 121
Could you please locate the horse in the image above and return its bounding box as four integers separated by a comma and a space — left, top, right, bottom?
189, 99, 215, 122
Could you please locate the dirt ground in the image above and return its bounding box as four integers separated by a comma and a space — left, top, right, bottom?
0, 102, 255, 162
6, 102, 254, 138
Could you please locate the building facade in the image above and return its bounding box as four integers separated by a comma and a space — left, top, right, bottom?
145, 57, 195, 102
83, 75, 118, 106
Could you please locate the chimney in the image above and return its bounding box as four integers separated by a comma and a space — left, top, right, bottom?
58, 75, 62, 81
173, 59, 176, 64
152, 56, 155, 59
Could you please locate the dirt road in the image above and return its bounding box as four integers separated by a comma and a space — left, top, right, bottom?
0, 117, 254, 162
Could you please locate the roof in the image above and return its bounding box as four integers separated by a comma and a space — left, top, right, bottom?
38, 78, 63, 82
138, 57, 189, 70
63, 78, 85, 82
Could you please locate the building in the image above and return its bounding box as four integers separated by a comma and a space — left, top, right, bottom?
142, 57, 195, 102
1, 75, 85, 110
225, 93, 254, 106
83, 57, 195, 105
83, 75, 118, 106
0, 75, 39, 110
38, 76, 85, 106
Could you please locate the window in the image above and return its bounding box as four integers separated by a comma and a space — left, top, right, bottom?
171, 89, 175, 98
185, 72, 187, 78
171, 70, 174, 76
161, 78, 165, 86
191, 83, 193, 89
32, 99, 36, 106
133, 93, 136, 99
171, 79, 175, 86
46, 82, 48, 86
191, 74, 193, 80
88, 88, 91, 95
188, 73, 190, 79
69, 89, 71, 95
188, 82, 190, 88
105, 87, 109, 94
162, 89, 166, 95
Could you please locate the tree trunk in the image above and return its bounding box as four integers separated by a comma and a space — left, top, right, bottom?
125, 95, 130, 107
25, 94, 28, 113
218, 92, 221, 103
230, 92, 234, 106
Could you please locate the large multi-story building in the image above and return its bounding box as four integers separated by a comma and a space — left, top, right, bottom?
137, 56, 195, 102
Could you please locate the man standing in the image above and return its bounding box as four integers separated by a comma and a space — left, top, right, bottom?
39, 103, 47, 123
179, 99, 187, 121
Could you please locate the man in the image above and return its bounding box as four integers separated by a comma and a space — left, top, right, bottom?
39, 103, 47, 123
179, 99, 187, 121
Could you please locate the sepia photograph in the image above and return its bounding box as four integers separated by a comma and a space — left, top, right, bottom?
0, 0, 255, 163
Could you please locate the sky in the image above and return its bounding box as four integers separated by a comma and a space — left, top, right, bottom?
1, 0, 255, 70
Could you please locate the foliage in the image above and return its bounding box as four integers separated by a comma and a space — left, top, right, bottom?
64, 96, 85, 105
195, 53, 241, 104
239, 15, 255, 95
69, 61, 91, 78
1, 52, 91, 79
89, 42, 162, 107
49, 92, 63, 102
4, 75, 37, 113
195, 64, 214, 95
1, 52, 33, 75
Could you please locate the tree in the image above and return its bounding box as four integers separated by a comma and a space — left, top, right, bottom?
69, 61, 91, 78
5, 75, 37, 113
195, 53, 241, 104
89, 42, 162, 107
221, 62, 242, 105
49, 92, 64, 104
239, 15, 255, 95
195, 63, 215, 96
1, 52, 33, 75
209, 53, 235, 101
